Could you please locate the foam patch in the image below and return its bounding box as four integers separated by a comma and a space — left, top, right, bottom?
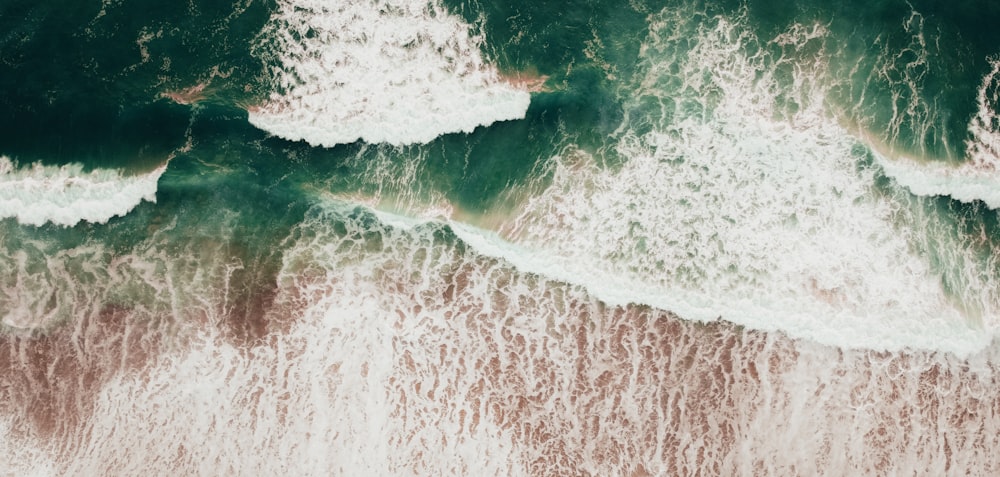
0, 157, 165, 227
248, 0, 531, 147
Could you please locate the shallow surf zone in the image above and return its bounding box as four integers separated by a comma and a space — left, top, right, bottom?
7, 200, 998, 475
498, 5, 1000, 356
0, 207, 264, 475
0, 156, 165, 227
0, 209, 245, 333
247, 0, 531, 147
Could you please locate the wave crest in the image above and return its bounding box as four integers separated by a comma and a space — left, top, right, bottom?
248, 0, 531, 147
0, 157, 164, 227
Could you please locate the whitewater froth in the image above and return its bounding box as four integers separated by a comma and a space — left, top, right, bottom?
497, 9, 999, 355
0, 156, 164, 227
248, 0, 531, 147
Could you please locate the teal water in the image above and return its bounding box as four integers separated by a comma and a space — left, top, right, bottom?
3, 0, 1000, 473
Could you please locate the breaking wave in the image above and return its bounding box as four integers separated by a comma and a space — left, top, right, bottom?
0, 156, 165, 227
248, 0, 531, 147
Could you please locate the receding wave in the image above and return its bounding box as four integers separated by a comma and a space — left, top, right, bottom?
0, 156, 165, 227
247, 0, 531, 147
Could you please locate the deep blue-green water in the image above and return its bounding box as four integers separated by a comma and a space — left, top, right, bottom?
3, 0, 1000, 474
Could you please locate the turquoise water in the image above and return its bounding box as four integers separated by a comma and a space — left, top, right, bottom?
3, 0, 1000, 473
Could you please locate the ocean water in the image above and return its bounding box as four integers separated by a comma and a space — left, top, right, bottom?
2, 0, 1000, 474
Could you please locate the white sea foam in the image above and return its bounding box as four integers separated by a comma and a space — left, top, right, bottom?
248, 0, 531, 147
873, 58, 1000, 209
873, 154, 1000, 209
0, 156, 165, 227
490, 10, 1000, 356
